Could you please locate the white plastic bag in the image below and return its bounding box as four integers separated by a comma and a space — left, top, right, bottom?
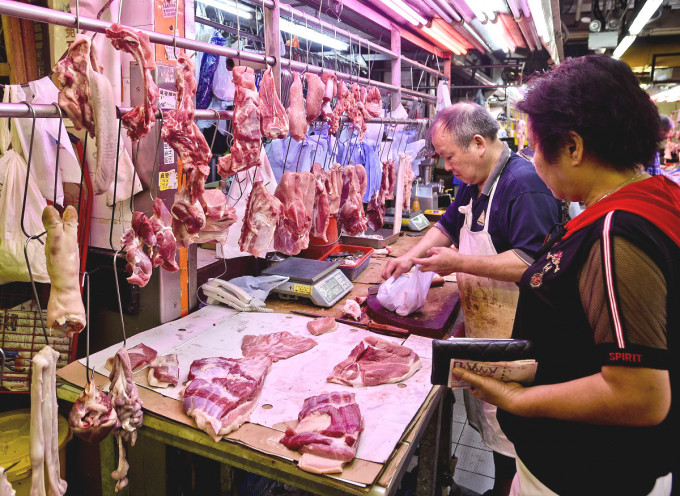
436, 80, 452, 113
377, 265, 435, 316
0, 91, 49, 283
212, 56, 235, 102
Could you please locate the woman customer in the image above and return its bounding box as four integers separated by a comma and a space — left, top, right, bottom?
453, 55, 678, 496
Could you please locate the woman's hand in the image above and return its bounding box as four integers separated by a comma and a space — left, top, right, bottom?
452, 367, 526, 414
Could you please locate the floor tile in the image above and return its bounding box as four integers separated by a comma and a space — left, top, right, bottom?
453, 468, 494, 495
454, 445, 495, 478
459, 424, 489, 450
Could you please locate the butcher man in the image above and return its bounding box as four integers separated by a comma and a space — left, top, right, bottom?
382, 102, 561, 496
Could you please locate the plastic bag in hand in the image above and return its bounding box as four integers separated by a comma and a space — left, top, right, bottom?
377, 265, 435, 316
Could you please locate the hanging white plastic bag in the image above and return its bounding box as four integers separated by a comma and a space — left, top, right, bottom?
436, 80, 452, 113
213, 56, 235, 102
0, 90, 49, 283
377, 265, 435, 316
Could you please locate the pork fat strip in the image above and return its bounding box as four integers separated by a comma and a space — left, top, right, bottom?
105, 24, 159, 141
327, 163, 342, 216
42, 205, 86, 338
0, 467, 15, 496
69, 379, 118, 443
320, 73, 338, 129
273, 172, 316, 255
259, 67, 289, 139
304, 73, 325, 124
287, 72, 307, 142
149, 198, 179, 271
217, 66, 262, 177
161, 55, 212, 203
182, 356, 271, 442
241, 332, 317, 362
280, 392, 364, 474
337, 165, 368, 236
238, 180, 283, 257
327, 336, 421, 387
399, 153, 415, 212
30, 346, 68, 496
53, 34, 116, 195
148, 354, 180, 388
382, 159, 396, 200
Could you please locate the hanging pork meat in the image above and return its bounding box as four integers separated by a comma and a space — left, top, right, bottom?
305, 73, 325, 124
311, 163, 331, 242
239, 180, 284, 257
42, 205, 86, 338
53, 34, 117, 195
320, 73, 338, 129
259, 67, 289, 140
287, 72, 307, 142
217, 66, 262, 176
105, 24, 159, 141
337, 164, 368, 236
273, 171, 316, 255
69, 379, 118, 443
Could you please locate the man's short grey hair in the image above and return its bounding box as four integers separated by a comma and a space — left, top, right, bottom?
427, 102, 500, 148
659, 114, 674, 135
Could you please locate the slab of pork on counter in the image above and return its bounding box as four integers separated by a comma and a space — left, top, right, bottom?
287, 72, 307, 142
241, 331, 317, 362
30, 346, 68, 496
109, 348, 144, 492
273, 171, 316, 255
337, 164, 368, 236
53, 34, 116, 195
238, 180, 283, 257
306, 316, 338, 336
105, 24, 159, 141
327, 336, 422, 387
259, 67, 289, 139
182, 356, 272, 442
217, 66, 262, 176
69, 379, 118, 444
148, 354, 180, 388
42, 205, 86, 338
106, 342, 157, 372
280, 392, 364, 474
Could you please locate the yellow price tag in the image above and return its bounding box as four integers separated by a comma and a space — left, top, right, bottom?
293, 284, 312, 295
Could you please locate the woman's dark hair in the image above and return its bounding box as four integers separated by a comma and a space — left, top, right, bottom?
517, 55, 660, 170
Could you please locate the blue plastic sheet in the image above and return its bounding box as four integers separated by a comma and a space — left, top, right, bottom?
196, 32, 227, 109
265, 125, 337, 183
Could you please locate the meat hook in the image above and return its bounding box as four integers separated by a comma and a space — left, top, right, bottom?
129, 140, 140, 214
23, 234, 50, 345
235, 0, 241, 67
77, 133, 88, 219
148, 111, 164, 203
19, 101, 39, 240
108, 118, 124, 252
82, 271, 94, 383
113, 249, 128, 347
51, 103, 65, 207
75, 0, 80, 32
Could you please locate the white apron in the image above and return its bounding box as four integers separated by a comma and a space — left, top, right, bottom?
456, 168, 519, 457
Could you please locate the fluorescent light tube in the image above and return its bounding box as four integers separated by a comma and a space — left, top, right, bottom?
628, 0, 663, 35
422, 24, 465, 55
197, 0, 253, 19
377, 0, 427, 25
612, 35, 635, 59
279, 19, 349, 51
526, 0, 550, 42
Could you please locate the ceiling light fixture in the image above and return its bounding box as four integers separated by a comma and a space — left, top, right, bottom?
628, 0, 663, 35
421, 22, 467, 55
376, 0, 427, 26
279, 19, 349, 51
612, 35, 635, 59
197, 0, 253, 19
526, 0, 550, 42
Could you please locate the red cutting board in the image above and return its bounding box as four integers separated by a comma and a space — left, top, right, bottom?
366, 285, 461, 339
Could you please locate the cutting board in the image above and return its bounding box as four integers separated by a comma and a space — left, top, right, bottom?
366, 285, 461, 339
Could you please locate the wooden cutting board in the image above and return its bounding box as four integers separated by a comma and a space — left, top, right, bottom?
366, 285, 461, 339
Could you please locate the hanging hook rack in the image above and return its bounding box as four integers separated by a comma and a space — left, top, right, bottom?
50, 103, 65, 207
19, 101, 39, 241
23, 234, 49, 345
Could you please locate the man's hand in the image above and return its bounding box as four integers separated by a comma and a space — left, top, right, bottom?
382, 257, 414, 280
453, 367, 525, 414
411, 246, 461, 276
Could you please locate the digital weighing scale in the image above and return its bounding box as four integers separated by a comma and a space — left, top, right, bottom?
384, 208, 431, 231
261, 257, 353, 307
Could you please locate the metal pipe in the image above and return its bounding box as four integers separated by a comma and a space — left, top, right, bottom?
0, 103, 430, 123
278, 2, 396, 59
280, 57, 437, 102
452, 84, 515, 89
515, 16, 536, 51
0, 0, 274, 65
432, 0, 463, 23
195, 16, 262, 44
427, 1, 454, 23
401, 55, 446, 78
506, 0, 522, 18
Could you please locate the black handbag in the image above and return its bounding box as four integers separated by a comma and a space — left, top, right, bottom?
430, 338, 534, 385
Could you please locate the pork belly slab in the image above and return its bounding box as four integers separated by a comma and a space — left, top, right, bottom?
307, 317, 338, 336
280, 392, 364, 474
241, 331, 317, 362
327, 336, 422, 387
148, 354, 180, 388
238, 180, 283, 257
182, 356, 271, 442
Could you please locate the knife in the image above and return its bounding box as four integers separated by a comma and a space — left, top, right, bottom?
289, 310, 410, 338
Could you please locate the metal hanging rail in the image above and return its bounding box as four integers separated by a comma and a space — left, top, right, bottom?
0, 103, 430, 124
401, 55, 446, 78
0, 0, 275, 66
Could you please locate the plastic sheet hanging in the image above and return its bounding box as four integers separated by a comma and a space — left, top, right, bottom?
0, 90, 49, 284
197, 32, 227, 109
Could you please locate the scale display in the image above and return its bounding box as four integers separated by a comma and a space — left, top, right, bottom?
261, 258, 353, 307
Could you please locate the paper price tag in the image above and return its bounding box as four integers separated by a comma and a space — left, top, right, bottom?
162, 2, 176, 18
163, 142, 175, 165
159, 170, 178, 191
293, 284, 312, 295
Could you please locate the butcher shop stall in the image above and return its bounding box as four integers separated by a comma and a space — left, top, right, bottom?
0, 0, 562, 494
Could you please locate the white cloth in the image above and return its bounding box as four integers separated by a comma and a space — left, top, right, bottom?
510, 458, 673, 496
456, 164, 518, 457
